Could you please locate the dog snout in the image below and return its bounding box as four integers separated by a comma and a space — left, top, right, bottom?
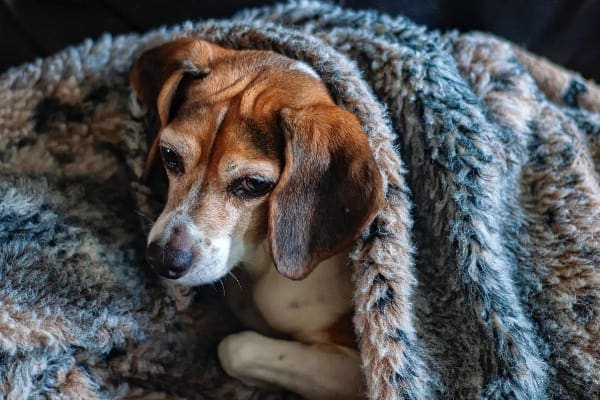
146, 242, 193, 279
146, 225, 194, 279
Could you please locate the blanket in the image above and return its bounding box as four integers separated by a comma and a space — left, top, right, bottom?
0, 1, 598, 398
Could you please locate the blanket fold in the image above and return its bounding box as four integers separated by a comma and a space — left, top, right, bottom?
0, 1, 598, 398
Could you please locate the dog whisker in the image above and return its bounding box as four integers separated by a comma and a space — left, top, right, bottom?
135, 209, 155, 223
218, 279, 226, 296
228, 271, 243, 291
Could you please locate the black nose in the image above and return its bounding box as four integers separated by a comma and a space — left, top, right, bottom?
146, 242, 193, 279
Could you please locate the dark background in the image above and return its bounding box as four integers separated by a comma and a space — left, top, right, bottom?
1, 0, 598, 81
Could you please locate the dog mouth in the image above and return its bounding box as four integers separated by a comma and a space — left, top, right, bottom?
145, 233, 238, 286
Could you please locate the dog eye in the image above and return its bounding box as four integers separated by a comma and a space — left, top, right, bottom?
232, 176, 274, 199
159, 146, 183, 174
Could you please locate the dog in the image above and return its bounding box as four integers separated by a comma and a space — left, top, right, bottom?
130, 38, 384, 400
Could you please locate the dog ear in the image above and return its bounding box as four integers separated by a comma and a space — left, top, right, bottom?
130, 38, 212, 181
268, 105, 385, 280
130, 38, 212, 125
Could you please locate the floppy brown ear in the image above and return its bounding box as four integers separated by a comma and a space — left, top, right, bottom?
269, 105, 385, 280
129, 38, 212, 181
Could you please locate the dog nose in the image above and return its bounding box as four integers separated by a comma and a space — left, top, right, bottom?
146, 241, 193, 279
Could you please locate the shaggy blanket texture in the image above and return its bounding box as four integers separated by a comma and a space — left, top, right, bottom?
0, 1, 599, 399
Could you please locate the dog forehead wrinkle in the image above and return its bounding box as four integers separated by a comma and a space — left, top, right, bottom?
201, 103, 231, 169
215, 105, 228, 132
200, 71, 254, 102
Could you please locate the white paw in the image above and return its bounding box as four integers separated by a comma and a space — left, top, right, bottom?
218, 331, 273, 388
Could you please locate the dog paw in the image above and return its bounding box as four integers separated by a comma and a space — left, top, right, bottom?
218, 331, 274, 388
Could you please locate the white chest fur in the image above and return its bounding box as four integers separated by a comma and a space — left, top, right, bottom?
227, 245, 354, 343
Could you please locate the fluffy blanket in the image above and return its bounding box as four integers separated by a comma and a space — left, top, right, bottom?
0, 1, 598, 399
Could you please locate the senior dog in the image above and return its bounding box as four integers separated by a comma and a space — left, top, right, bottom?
131, 38, 384, 400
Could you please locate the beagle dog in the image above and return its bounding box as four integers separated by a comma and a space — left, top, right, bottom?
131, 39, 384, 400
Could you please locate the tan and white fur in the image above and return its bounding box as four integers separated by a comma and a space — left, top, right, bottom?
130, 38, 384, 400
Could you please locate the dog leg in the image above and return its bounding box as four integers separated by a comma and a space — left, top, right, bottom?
218, 331, 364, 400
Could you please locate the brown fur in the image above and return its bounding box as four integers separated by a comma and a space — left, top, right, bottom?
130, 38, 383, 280
130, 40, 385, 399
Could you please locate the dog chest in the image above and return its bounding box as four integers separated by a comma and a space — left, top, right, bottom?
249, 252, 354, 342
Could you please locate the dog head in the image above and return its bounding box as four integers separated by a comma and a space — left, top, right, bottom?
131, 38, 384, 285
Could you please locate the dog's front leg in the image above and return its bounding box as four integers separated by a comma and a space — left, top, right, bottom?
218, 331, 365, 400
